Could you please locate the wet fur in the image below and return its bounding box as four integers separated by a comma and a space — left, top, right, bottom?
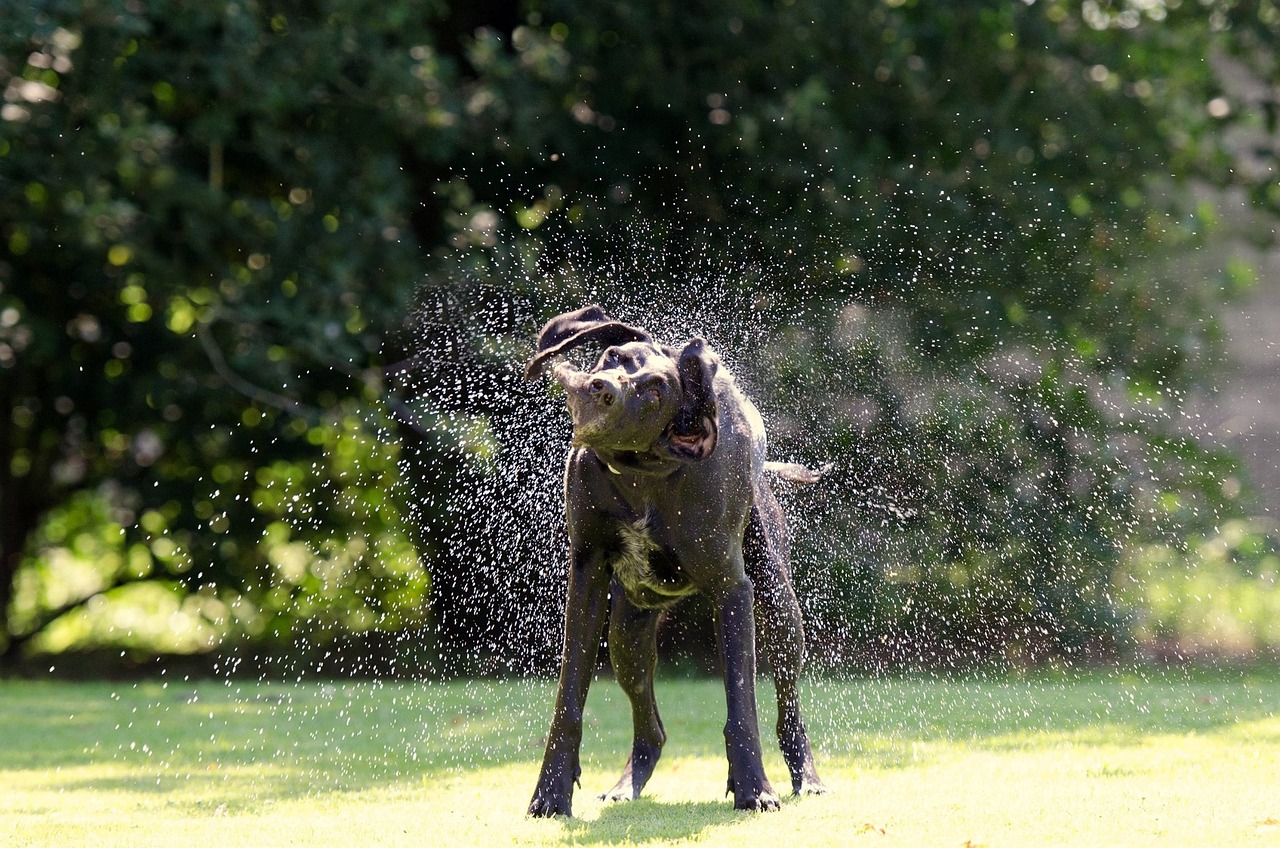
525, 306, 826, 817
614, 515, 660, 595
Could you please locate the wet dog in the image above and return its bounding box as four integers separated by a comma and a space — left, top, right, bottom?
525, 306, 825, 817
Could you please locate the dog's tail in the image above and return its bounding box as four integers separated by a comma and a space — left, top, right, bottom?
763, 461, 831, 485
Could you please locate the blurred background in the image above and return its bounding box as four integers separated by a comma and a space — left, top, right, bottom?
2, 0, 1278, 677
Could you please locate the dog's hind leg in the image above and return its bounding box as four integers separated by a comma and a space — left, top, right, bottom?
600, 584, 665, 802
746, 484, 827, 796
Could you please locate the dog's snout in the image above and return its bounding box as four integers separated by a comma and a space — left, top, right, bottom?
589, 378, 616, 407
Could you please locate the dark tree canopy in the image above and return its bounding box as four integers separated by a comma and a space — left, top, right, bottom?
2, 0, 1277, 669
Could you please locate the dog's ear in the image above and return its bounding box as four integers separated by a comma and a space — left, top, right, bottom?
663, 338, 719, 462
524, 305, 652, 380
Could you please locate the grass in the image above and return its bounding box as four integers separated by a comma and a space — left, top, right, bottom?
2, 669, 1279, 846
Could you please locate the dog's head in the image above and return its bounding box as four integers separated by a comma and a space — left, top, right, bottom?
525, 306, 719, 461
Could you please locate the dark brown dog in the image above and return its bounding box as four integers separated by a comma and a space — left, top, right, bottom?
525, 306, 825, 817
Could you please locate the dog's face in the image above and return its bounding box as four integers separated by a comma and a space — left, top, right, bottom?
553, 342, 682, 452
526, 306, 720, 462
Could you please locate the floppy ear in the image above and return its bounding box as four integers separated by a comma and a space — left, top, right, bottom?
663, 338, 719, 462
524, 305, 653, 380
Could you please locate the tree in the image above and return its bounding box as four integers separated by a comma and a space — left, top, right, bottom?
3, 0, 1276, 669
399, 0, 1274, 667
0, 0, 465, 659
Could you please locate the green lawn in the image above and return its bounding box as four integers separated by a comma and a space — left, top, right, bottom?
2, 670, 1278, 846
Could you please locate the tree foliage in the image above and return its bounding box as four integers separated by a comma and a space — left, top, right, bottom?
2, 0, 1277, 668
0, 0, 454, 658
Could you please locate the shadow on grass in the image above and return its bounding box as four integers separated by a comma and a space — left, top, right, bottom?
561, 799, 744, 844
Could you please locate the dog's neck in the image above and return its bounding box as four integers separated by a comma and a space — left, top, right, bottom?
590, 447, 681, 478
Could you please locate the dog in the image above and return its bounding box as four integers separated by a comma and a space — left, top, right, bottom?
524, 305, 825, 817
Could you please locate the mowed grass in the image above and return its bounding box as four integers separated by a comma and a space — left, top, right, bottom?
2, 670, 1278, 847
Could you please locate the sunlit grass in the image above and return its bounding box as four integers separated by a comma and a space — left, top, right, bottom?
2, 671, 1278, 846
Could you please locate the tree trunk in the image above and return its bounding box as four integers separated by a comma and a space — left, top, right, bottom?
0, 437, 49, 664
0, 509, 35, 665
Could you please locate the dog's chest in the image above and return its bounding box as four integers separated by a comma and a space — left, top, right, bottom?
612, 515, 694, 606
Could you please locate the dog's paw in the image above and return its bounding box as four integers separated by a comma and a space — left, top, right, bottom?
529, 755, 581, 818
528, 779, 574, 818
727, 776, 782, 812
794, 777, 828, 796
527, 794, 572, 818
735, 788, 782, 812
598, 787, 634, 804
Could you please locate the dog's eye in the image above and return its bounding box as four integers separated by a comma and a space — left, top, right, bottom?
635, 377, 663, 404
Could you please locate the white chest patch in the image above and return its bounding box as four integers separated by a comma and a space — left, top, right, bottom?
614, 516, 661, 590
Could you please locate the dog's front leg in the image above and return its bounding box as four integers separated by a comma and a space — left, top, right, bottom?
713, 575, 781, 812
528, 547, 610, 818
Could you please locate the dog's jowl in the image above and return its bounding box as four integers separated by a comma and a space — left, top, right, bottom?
525, 305, 826, 818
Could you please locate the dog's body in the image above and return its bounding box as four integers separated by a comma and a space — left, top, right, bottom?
525, 306, 824, 817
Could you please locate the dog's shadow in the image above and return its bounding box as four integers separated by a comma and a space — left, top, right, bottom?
560, 798, 752, 843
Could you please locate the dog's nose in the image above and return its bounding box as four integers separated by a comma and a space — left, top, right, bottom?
588, 378, 616, 407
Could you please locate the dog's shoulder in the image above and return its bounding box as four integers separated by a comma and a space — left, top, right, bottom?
711, 365, 766, 440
